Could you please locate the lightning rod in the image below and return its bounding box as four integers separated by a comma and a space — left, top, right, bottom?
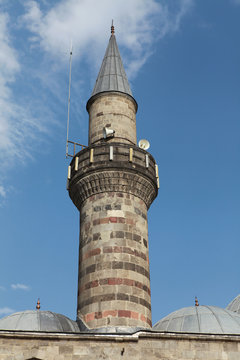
66, 41, 73, 157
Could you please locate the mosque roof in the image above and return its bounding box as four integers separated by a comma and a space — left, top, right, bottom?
153, 305, 240, 334
226, 294, 240, 314
0, 310, 80, 333
90, 23, 132, 98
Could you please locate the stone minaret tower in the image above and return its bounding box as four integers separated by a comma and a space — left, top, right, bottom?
68, 25, 158, 331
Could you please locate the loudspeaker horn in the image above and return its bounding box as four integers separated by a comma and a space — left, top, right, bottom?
138, 139, 150, 150
103, 127, 115, 139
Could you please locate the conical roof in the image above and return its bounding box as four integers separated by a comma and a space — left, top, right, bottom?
91, 26, 132, 97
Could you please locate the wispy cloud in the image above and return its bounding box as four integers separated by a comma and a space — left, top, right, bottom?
0, 186, 6, 198
0, 8, 50, 203
0, 12, 20, 163
0, 1, 193, 202
11, 283, 30, 291
0, 307, 14, 315
21, 0, 193, 78
231, 0, 240, 4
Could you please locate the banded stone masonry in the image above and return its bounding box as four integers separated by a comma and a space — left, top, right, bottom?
69, 143, 158, 329
68, 28, 159, 330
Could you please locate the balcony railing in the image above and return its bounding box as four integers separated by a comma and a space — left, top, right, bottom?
66, 140, 87, 158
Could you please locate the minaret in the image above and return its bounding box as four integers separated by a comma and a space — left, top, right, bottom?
68, 24, 158, 330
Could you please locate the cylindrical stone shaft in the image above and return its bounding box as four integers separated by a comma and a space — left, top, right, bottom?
87, 93, 137, 146
77, 192, 151, 329
69, 31, 158, 331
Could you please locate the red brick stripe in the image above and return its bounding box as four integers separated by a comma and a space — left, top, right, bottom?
84, 310, 152, 326
79, 261, 150, 279
82, 248, 101, 260
81, 246, 148, 262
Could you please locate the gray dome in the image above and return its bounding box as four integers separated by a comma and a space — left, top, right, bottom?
226, 295, 240, 314
0, 311, 80, 332
153, 305, 240, 334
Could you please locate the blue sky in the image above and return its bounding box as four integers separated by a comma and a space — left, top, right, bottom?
0, 0, 239, 325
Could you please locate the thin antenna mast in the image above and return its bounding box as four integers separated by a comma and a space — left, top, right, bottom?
66, 41, 73, 157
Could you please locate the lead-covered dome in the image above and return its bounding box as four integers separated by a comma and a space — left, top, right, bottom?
226, 295, 240, 314
153, 305, 240, 334
0, 311, 80, 332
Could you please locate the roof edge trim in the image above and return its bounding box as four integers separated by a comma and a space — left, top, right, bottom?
86, 91, 138, 113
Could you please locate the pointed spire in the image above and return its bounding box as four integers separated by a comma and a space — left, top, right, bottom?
36, 298, 40, 310
91, 23, 133, 98
111, 20, 114, 35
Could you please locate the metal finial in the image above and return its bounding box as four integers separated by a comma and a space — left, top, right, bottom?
111, 20, 114, 35
195, 296, 199, 307
36, 298, 40, 310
